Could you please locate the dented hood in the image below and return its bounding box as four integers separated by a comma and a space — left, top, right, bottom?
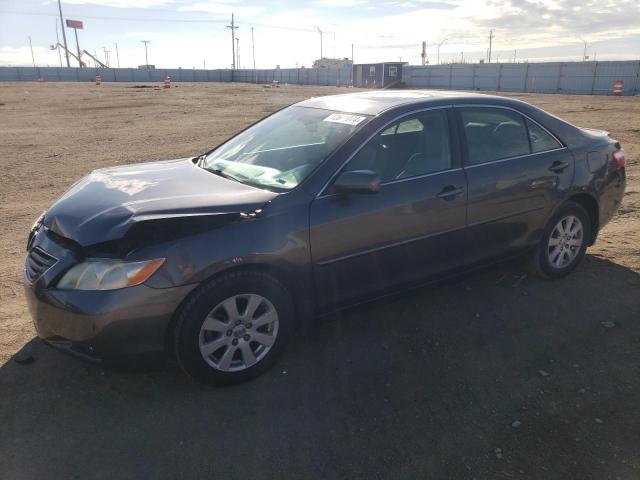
43, 158, 278, 246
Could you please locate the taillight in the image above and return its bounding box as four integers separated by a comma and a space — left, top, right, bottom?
612, 147, 626, 169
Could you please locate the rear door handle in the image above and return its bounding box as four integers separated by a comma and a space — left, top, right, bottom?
436, 185, 465, 200
549, 160, 570, 173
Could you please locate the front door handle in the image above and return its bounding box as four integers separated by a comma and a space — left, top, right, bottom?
549, 160, 570, 173
436, 185, 465, 200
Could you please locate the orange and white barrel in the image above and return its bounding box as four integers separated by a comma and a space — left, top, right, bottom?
613, 80, 623, 96
164, 75, 171, 89
95, 75, 101, 85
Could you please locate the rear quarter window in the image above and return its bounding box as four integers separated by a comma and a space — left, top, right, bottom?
527, 118, 562, 153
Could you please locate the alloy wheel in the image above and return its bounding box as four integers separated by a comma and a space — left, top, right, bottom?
547, 215, 584, 269
198, 294, 279, 372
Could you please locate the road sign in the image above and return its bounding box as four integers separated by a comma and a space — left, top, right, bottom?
66, 19, 83, 29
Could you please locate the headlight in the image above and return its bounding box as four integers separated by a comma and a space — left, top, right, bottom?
57, 258, 165, 291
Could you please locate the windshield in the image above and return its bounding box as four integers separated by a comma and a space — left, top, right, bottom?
203, 106, 370, 191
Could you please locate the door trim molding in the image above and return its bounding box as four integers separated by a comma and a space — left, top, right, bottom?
316, 224, 466, 266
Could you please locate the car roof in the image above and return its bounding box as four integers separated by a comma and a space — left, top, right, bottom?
296, 90, 504, 116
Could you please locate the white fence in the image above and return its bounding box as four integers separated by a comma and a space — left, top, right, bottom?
402, 61, 640, 95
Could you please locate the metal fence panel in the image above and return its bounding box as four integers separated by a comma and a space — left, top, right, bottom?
2, 62, 637, 95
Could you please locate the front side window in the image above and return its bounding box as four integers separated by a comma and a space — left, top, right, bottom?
369, 66, 376, 76
461, 108, 530, 165
342, 109, 451, 183
527, 118, 562, 153
389, 66, 398, 77
204, 107, 370, 191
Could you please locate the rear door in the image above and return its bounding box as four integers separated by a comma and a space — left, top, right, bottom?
456, 106, 573, 263
309, 108, 467, 311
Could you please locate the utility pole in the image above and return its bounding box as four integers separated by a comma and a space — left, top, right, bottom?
57, 0, 70, 67
226, 14, 238, 69
460, 51, 464, 63
103, 47, 110, 67
437, 38, 447, 64
114, 42, 120, 68
141, 40, 150, 67
55, 20, 62, 67
28, 36, 36, 67
251, 27, 256, 83
421, 41, 426, 66
488, 29, 494, 63
513, 49, 517, 63
314, 26, 323, 59
236, 37, 240, 69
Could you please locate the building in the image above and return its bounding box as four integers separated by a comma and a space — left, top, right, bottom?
313, 57, 353, 69
353, 62, 406, 88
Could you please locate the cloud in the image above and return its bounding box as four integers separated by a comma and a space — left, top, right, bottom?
179, 1, 264, 15
312, 0, 367, 6
61, 0, 175, 7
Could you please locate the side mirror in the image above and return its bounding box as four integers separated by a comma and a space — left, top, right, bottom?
333, 170, 381, 195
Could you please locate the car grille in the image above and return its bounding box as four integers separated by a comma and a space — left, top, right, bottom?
25, 247, 58, 282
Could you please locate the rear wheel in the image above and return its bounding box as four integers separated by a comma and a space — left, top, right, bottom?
174, 270, 293, 386
530, 201, 591, 278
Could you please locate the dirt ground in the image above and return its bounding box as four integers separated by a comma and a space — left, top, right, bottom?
0, 82, 639, 479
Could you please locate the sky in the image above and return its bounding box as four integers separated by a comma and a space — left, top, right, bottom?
0, 0, 639, 68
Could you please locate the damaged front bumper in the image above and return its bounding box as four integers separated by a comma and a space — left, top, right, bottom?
23, 227, 197, 363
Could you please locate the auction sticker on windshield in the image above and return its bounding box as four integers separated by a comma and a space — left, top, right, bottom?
323, 113, 367, 126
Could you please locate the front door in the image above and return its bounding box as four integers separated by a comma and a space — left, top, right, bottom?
309, 108, 467, 311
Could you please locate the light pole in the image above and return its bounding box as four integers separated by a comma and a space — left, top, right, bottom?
314, 26, 323, 59
437, 38, 447, 64
114, 42, 120, 68
141, 40, 150, 67
28, 36, 36, 67
251, 26, 256, 83
236, 37, 240, 69
578, 37, 588, 61
488, 29, 494, 63
103, 47, 110, 67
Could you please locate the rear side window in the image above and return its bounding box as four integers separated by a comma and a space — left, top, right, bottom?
527, 118, 562, 153
461, 108, 530, 165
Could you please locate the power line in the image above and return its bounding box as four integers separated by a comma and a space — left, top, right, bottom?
0, 9, 323, 33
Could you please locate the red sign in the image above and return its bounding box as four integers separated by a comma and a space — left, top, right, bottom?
66, 19, 84, 29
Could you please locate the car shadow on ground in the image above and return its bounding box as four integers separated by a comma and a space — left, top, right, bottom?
1, 255, 639, 480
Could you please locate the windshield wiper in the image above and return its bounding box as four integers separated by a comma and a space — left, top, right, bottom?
203, 167, 243, 183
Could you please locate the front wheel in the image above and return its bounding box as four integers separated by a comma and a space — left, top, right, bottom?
530, 201, 591, 279
173, 270, 293, 386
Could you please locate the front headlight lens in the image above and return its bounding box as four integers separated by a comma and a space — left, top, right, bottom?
57, 258, 165, 290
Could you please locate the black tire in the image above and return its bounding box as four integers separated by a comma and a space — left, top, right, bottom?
173, 270, 294, 386
530, 201, 591, 279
